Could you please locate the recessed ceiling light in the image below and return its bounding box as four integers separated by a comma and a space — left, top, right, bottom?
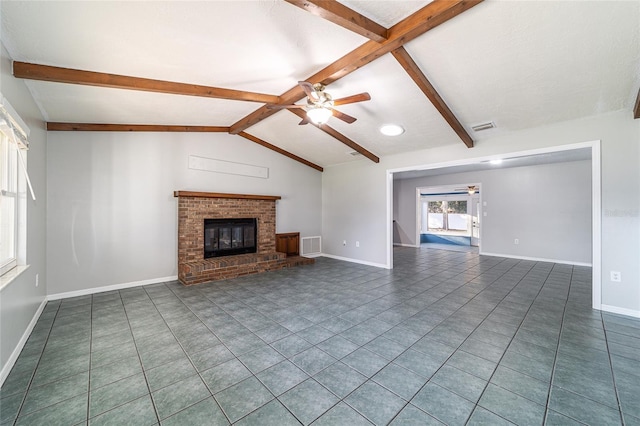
380, 124, 404, 136
490, 159, 503, 165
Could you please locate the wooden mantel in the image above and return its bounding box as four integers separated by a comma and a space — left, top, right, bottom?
173, 191, 281, 201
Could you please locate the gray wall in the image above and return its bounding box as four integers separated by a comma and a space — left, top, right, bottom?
0, 44, 48, 373
46, 131, 322, 296
394, 160, 593, 264
322, 110, 640, 315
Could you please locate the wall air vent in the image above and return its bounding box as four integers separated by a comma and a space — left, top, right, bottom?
301, 236, 321, 256
471, 121, 496, 132
348, 151, 362, 156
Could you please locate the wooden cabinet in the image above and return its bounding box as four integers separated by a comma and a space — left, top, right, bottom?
276, 232, 300, 256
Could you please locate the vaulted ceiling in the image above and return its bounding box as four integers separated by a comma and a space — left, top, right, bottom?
2, 1, 639, 171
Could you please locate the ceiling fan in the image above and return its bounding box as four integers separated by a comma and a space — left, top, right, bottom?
267, 81, 371, 125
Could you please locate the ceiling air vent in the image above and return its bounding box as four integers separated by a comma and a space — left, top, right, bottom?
471, 121, 496, 132
348, 151, 362, 156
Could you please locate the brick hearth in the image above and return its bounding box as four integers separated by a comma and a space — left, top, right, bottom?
174, 191, 306, 285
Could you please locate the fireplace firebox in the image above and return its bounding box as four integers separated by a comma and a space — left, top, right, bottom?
204, 218, 257, 258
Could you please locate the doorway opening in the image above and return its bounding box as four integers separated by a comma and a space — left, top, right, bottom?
417, 184, 481, 250
386, 140, 601, 310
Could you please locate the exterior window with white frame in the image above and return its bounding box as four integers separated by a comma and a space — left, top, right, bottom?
0, 95, 33, 278
0, 130, 19, 275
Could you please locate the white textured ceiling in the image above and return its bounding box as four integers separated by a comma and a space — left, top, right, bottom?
1, 1, 639, 168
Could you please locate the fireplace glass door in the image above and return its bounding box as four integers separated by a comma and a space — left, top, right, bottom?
204, 218, 257, 258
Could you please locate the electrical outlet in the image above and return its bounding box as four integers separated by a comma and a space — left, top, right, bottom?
610, 271, 622, 282
35, 273, 39, 287
356, 241, 360, 247
483, 212, 487, 217
514, 239, 519, 245
342, 240, 346, 246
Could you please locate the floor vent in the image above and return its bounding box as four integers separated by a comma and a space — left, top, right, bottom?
301, 236, 321, 256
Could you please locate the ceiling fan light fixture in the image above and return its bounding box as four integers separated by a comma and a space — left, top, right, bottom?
307, 107, 332, 125
380, 124, 404, 136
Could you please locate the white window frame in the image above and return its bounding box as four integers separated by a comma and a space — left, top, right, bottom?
0, 95, 33, 278
0, 132, 19, 275
420, 195, 472, 236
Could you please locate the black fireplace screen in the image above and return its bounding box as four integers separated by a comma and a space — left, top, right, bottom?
204, 218, 257, 258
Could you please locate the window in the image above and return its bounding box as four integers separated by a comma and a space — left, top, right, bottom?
0, 95, 32, 277
422, 199, 469, 234
0, 131, 19, 275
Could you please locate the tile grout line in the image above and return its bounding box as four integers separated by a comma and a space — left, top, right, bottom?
154, 283, 244, 424
162, 282, 302, 425
540, 265, 572, 423
198, 262, 422, 422
151, 288, 220, 420
463, 267, 552, 384
522, 265, 572, 425
541, 268, 624, 425
600, 311, 627, 426
11, 252, 633, 425
306, 256, 508, 419
110, 255, 500, 425
335, 253, 516, 421
162, 257, 558, 424
119, 290, 162, 425
86, 294, 94, 423
11, 301, 60, 425
339, 256, 539, 425
416, 259, 549, 425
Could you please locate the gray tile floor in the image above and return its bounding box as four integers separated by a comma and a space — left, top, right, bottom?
420, 243, 479, 254
2, 247, 640, 425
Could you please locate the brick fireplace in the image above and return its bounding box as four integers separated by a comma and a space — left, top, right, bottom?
174, 191, 293, 285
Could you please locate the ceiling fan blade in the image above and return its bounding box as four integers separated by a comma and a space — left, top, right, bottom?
333, 92, 371, 106
266, 104, 307, 110
298, 81, 319, 102
331, 109, 357, 124
298, 116, 310, 125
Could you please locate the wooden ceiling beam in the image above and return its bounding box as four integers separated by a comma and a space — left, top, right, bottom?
238, 132, 324, 172
284, 0, 388, 42
391, 47, 473, 148
47, 123, 230, 132
14, 62, 280, 104
230, 0, 482, 135
634, 87, 640, 119
289, 109, 379, 163
46, 121, 322, 171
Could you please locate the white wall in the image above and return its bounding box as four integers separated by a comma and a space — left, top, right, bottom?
46, 131, 322, 296
394, 161, 593, 264
322, 110, 640, 315
322, 163, 389, 267
0, 44, 48, 375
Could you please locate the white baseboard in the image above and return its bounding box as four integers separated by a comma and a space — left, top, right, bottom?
0, 297, 47, 386
601, 304, 640, 319
479, 252, 592, 267
47, 275, 179, 301
393, 243, 420, 248
320, 253, 389, 269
